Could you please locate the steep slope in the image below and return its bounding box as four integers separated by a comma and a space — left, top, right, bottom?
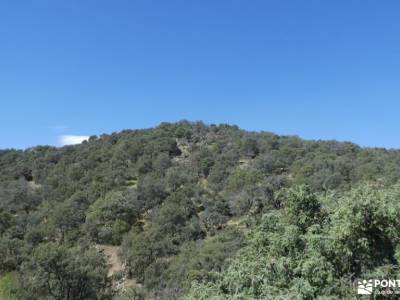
1, 121, 400, 299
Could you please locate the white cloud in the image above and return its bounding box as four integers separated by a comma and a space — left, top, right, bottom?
59, 135, 89, 146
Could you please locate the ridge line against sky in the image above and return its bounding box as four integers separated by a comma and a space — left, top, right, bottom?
1, 1, 399, 149
2, 121, 397, 151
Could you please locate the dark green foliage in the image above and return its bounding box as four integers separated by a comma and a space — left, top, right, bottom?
0, 237, 25, 273
191, 147, 215, 177
0, 178, 41, 213
52, 192, 89, 242
18, 243, 111, 300
121, 188, 205, 290
185, 184, 400, 299
165, 227, 245, 296
85, 189, 139, 244
121, 227, 179, 283
0, 209, 13, 234
240, 137, 259, 158
2, 122, 400, 299
282, 185, 322, 231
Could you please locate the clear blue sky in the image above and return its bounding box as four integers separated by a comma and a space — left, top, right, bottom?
1, 1, 400, 149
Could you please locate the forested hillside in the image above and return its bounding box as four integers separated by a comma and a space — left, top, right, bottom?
2, 121, 400, 299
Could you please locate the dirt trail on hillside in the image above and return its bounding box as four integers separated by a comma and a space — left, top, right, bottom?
96, 245, 140, 292
99, 245, 122, 277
